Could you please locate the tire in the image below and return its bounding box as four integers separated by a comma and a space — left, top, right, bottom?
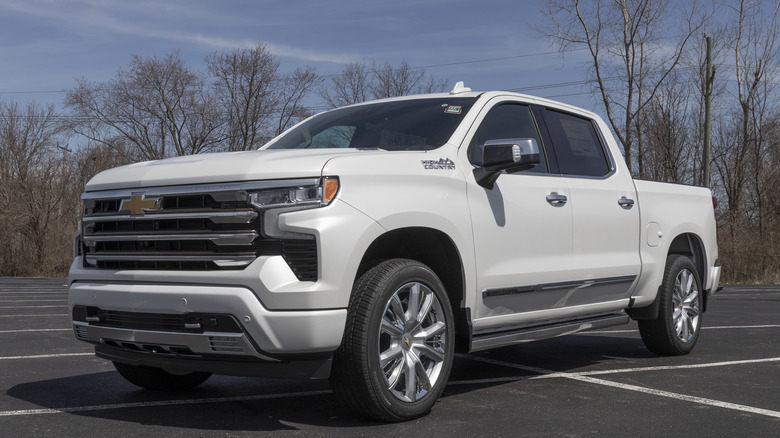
638, 254, 703, 355
330, 259, 455, 422
113, 362, 211, 391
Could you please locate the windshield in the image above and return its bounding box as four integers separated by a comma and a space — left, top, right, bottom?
265, 97, 477, 151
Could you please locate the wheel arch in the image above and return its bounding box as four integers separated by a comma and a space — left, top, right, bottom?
668, 233, 706, 285
629, 232, 708, 321
355, 227, 468, 350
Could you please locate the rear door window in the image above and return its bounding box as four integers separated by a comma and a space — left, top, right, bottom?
542, 109, 610, 177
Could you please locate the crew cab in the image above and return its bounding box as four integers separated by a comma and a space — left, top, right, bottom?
68, 82, 721, 421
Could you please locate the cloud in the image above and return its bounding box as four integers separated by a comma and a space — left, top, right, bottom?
0, 0, 356, 64
264, 43, 358, 64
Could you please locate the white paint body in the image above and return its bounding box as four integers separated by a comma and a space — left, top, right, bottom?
68, 90, 720, 375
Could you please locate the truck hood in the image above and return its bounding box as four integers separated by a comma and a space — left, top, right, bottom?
85, 149, 370, 192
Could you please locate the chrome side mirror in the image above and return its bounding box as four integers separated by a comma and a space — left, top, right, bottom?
474, 138, 541, 189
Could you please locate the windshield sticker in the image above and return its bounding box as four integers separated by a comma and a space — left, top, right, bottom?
444, 105, 462, 115
421, 158, 456, 170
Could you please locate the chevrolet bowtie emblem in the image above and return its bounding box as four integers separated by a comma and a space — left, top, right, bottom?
121, 193, 161, 216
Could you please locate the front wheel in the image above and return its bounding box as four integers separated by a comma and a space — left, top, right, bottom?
638, 254, 703, 355
330, 259, 455, 422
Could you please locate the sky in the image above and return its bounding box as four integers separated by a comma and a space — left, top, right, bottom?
0, 0, 599, 115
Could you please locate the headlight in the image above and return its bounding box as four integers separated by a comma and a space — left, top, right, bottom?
246, 177, 339, 210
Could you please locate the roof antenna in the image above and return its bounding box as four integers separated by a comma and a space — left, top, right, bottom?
450, 81, 471, 95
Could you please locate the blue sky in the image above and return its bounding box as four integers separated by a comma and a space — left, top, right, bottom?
0, 0, 596, 112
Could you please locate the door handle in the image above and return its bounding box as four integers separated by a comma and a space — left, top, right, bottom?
618, 197, 635, 209
546, 194, 567, 207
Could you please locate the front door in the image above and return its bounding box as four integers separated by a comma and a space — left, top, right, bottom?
464, 98, 577, 320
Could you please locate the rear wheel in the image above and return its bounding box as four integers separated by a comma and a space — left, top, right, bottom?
638, 254, 703, 355
330, 259, 454, 422
113, 362, 211, 391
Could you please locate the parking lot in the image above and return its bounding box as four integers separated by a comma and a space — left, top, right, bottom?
1, 278, 778, 437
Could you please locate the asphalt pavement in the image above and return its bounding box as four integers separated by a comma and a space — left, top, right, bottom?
1, 278, 778, 437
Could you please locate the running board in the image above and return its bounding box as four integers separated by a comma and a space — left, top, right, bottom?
470, 313, 630, 352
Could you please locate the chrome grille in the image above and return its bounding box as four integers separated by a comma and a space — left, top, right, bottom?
80, 181, 318, 280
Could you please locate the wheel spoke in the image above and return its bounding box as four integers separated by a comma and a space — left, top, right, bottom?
381, 315, 404, 337
682, 270, 693, 294
406, 283, 423, 324
680, 315, 690, 340
415, 320, 446, 340
380, 344, 403, 368
388, 294, 405, 326
673, 279, 684, 304
676, 316, 685, 338
400, 351, 431, 402
416, 289, 434, 322
685, 305, 700, 318
403, 355, 418, 401
413, 343, 445, 363
683, 289, 699, 306
385, 356, 404, 389
413, 354, 432, 393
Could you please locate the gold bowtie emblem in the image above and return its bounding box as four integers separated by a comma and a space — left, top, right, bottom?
121, 193, 161, 216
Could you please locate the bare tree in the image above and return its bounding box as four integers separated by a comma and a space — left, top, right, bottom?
539, 0, 705, 175
319, 62, 373, 108
371, 61, 447, 99
65, 52, 223, 161
729, 0, 780, 235
319, 61, 447, 109
206, 46, 321, 147
206, 45, 280, 151
275, 66, 321, 136
0, 99, 76, 276
640, 78, 695, 184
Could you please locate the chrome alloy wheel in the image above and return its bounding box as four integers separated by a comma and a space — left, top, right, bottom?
378, 281, 447, 403
673, 268, 700, 343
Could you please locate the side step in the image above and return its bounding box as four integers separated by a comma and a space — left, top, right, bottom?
470, 312, 629, 352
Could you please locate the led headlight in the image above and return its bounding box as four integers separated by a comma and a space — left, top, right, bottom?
246, 177, 339, 210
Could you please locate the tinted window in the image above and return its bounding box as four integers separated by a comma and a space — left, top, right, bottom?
468, 104, 547, 173
309, 126, 355, 148
265, 97, 477, 151
544, 110, 610, 177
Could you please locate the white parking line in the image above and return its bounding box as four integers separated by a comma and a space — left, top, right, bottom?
0, 314, 68, 318
569, 374, 780, 419
589, 324, 780, 334
0, 353, 93, 360
577, 357, 780, 376
0, 306, 66, 309
1, 354, 778, 418
0, 390, 333, 417
460, 354, 780, 419
0, 328, 71, 334
0, 291, 67, 294
0, 294, 66, 297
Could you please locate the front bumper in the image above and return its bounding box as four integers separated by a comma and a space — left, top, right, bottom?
68, 281, 346, 378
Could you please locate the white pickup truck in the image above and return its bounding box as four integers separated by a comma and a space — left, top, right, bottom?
68, 82, 720, 421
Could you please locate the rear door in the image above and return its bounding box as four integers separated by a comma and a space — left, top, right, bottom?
538, 108, 641, 305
